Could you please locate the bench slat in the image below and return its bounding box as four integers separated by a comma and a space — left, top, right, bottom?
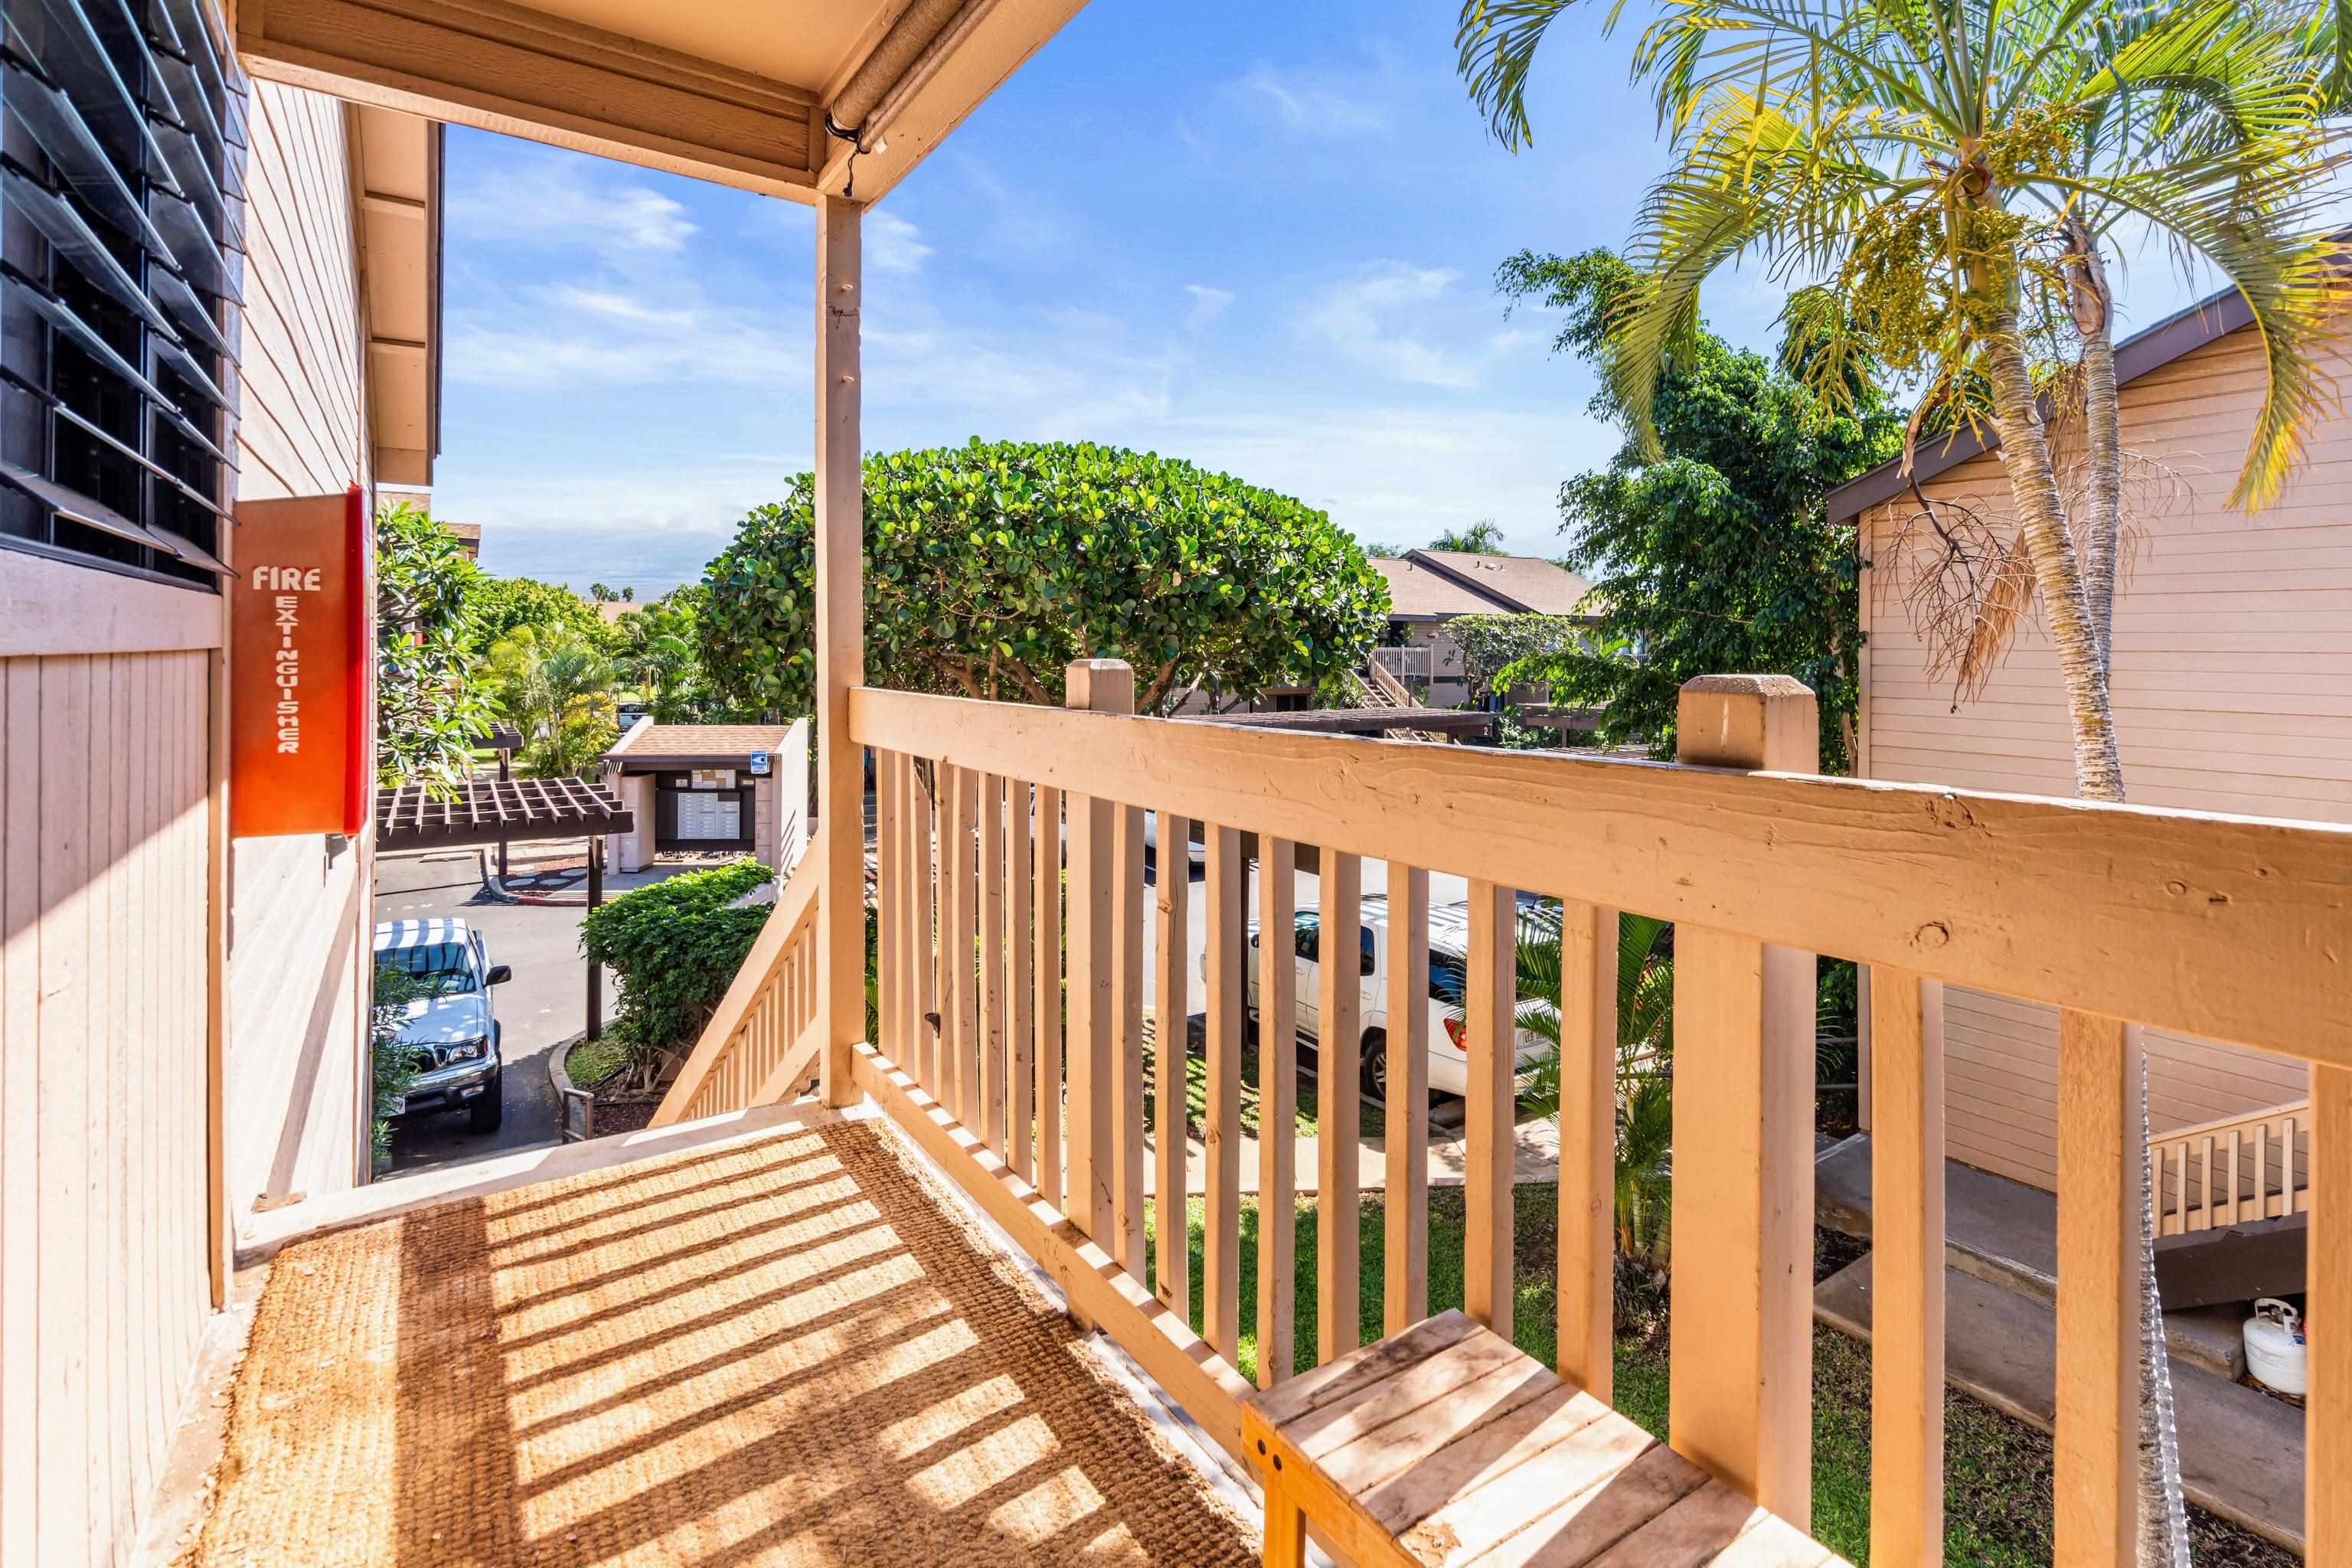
1243, 1311, 1851, 1568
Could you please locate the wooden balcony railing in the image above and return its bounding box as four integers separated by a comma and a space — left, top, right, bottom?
837, 662, 2351, 1564
649, 858, 822, 1127
2151, 1099, 2312, 1238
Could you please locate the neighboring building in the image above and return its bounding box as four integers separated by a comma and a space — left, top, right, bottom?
1833, 284, 2347, 1194
1371, 549, 1597, 706
441, 520, 482, 559
0, 11, 443, 1559
603, 719, 810, 875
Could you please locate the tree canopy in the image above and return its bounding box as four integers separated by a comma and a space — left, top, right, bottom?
374, 499, 496, 789
698, 439, 1391, 715
1492, 250, 1902, 769
466, 573, 610, 654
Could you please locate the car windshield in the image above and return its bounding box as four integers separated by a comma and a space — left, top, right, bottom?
381, 940, 479, 998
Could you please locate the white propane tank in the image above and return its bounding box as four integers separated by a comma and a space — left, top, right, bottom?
2243, 1298, 2307, 1397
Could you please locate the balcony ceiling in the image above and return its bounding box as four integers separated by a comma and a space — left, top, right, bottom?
234, 0, 1086, 205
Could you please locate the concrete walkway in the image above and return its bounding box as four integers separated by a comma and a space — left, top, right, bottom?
1815, 1134, 2305, 1553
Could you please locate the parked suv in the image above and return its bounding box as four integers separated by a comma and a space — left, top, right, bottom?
1230, 893, 1551, 1106
373, 919, 511, 1133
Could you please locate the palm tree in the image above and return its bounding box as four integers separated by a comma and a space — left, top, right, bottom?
1460, 0, 2340, 802
1453, 8, 2341, 1549
485, 624, 619, 776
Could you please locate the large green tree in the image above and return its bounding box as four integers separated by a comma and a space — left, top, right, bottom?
1493, 250, 1900, 769
698, 439, 1390, 716
374, 499, 496, 790
466, 573, 611, 655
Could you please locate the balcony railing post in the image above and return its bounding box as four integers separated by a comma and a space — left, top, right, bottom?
812, 193, 863, 1108
1871, 968, 1946, 1563
1668, 674, 1818, 1527
2314, 1064, 2350, 1560
2054, 1010, 2139, 1567
1064, 660, 1132, 1249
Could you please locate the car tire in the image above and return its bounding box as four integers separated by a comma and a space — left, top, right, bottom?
1360, 1030, 1388, 1108
469, 1070, 505, 1135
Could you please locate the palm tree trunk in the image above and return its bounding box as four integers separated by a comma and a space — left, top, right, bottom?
1980, 318, 2124, 800
1987, 305, 2186, 1566
2066, 218, 2123, 681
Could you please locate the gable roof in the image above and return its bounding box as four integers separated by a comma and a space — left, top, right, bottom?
1373, 550, 1597, 620
1409, 550, 1596, 615
1824, 279, 2255, 525
606, 723, 799, 764
1373, 556, 1505, 619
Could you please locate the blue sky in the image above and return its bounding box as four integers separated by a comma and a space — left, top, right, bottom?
433, 0, 2226, 594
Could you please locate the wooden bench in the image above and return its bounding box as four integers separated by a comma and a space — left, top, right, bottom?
1240, 1310, 1851, 1568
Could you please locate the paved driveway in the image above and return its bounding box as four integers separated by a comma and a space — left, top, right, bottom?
373, 851, 604, 1177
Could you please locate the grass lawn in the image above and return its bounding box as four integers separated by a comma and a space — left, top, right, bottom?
564, 1035, 631, 1090
1140, 1186, 2292, 1568
1140, 1018, 1388, 1145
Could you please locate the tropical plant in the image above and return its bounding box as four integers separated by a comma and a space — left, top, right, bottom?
1445, 612, 1593, 705
613, 590, 718, 722
1459, 10, 2344, 1542
697, 439, 1391, 717
484, 623, 619, 777
1455, 906, 1680, 1263
368, 964, 423, 1171
1429, 518, 1510, 554
1490, 249, 1901, 769
374, 499, 498, 791
580, 858, 776, 1082
1459, 0, 2344, 805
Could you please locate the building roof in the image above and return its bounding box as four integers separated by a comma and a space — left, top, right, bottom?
1824, 279, 2256, 524
1374, 550, 1597, 620
605, 722, 799, 764
1410, 550, 1596, 615
1372, 557, 1504, 619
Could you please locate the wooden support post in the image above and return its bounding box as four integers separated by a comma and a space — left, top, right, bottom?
813, 193, 864, 1107
1034, 785, 1063, 1213
2313, 1063, 2350, 1562
979, 773, 1006, 1153
2054, 1009, 2139, 1568
1065, 659, 1131, 1249
1464, 877, 1515, 1340
1383, 864, 1429, 1338
913, 760, 938, 1093
1257, 836, 1298, 1380
1870, 969, 1945, 1566
1318, 850, 1364, 1360
1204, 822, 1245, 1364
1154, 813, 1193, 1318
1008, 780, 1035, 1184
1113, 801, 1147, 1276
1668, 674, 1817, 1527
584, 836, 603, 1041
1553, 897, 1616, 1400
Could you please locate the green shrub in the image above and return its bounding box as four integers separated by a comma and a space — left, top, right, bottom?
580, 858, 775, 1083
370, 965, 423, 1172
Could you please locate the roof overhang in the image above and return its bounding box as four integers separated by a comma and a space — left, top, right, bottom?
233, 0, 1088, 207
1824, 284, 2255, 525
354, 108, 441, 486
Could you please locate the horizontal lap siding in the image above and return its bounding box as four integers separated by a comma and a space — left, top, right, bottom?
224, 81, 371, 1222
1, 652, 213, 1566
1860, 325, 2344, 1191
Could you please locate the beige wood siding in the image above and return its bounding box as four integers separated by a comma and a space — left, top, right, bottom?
1, 652, 214, 1567
224, 80, 374, 1223
1860, 322, 2348, 1190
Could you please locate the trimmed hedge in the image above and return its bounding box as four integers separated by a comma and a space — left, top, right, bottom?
580, 858, 774, 1076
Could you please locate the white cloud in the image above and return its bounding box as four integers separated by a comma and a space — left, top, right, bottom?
868, 210, 933, 275
447, 288, 808, 390
1300, 263, 1507, 390
1184, 285, 1234, 330
1238, 63, 1389, 139
447, 155, 695, 256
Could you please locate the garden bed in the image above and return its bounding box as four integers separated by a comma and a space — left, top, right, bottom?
560, 1036, 667, 1138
